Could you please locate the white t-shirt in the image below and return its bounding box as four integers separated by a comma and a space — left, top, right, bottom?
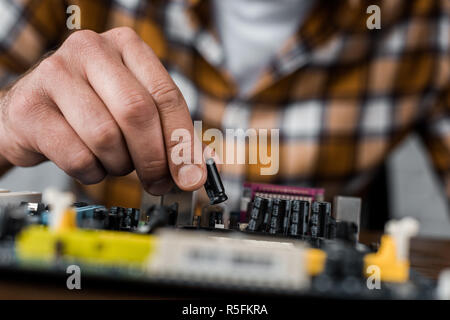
212, 0, 315, 95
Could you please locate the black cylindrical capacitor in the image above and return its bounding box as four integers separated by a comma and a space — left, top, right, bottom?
261, 198, 273, 232
269, 199, 281, 234
107, 207, 121, 230
282, 200, 292, 235
247, 216, 257, 231
289, 200, 309, 236
277, 200, 288, 234
325, 215, 337, 239
320, 202, 332, 237
310, 201, 331, 238
125, 208, 137, 228
269, 199, 289, 234
93, 207, 107, 221
290, 224, 299, 236
204, 158, 228, 205
120, 207, 132, 231
247, 196, 267, 232
309, 202, 320, 238
252, 196, 264, 210
299, 200, 310, 235
291, 200, 300, 224
290, 201, 299, 236
131, 208, 141, 227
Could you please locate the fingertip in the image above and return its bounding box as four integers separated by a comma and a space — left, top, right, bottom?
176, 164, 206, 191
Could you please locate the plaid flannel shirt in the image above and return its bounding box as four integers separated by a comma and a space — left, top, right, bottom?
0, 0, 449, 209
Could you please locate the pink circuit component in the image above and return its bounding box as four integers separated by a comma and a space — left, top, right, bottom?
240, 182, 325, 222
243, 182, 325, 200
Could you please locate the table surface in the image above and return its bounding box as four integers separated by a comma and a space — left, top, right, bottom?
1, 232, 449, 299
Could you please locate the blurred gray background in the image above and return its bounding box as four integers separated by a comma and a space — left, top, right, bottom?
388, 134, 449, 238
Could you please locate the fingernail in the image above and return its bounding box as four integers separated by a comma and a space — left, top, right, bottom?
178, 164, 203, 188
146, 178, 173, 195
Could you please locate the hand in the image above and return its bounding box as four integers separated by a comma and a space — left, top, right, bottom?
0, 27, 206, 195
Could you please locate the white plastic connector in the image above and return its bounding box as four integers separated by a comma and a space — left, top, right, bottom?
437, 269, 450, 300
385, 217, 419, 261
147, 230, 310, 290
43, 188, 75, 231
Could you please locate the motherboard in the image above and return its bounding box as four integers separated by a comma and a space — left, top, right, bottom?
0, 160, 447, 300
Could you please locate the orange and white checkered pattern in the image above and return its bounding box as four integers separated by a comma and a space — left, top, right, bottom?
0, 0, 448, 210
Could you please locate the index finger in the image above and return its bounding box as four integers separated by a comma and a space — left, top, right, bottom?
104, 28, 207, 191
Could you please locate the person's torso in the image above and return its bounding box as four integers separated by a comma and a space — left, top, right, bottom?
63, 0, 449, 209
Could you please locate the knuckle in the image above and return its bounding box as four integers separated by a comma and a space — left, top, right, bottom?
113, 26, 138, 38
11, 95, 47, 123
119, 92, 152, 125
66, 149, 97, 177
38, 55, 67, 76
67, 29, 101, 46
91, 121, 121, 150
4, 89, 27, 121
65, 30, 104, 56
152, 82, 184, 114
109, 26, 139, 43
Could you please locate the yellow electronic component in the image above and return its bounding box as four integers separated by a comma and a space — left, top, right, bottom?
306, 248, 327, 276
57, 208, 77, 232
364, 235, 409, 283
16, 225, 157, 268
